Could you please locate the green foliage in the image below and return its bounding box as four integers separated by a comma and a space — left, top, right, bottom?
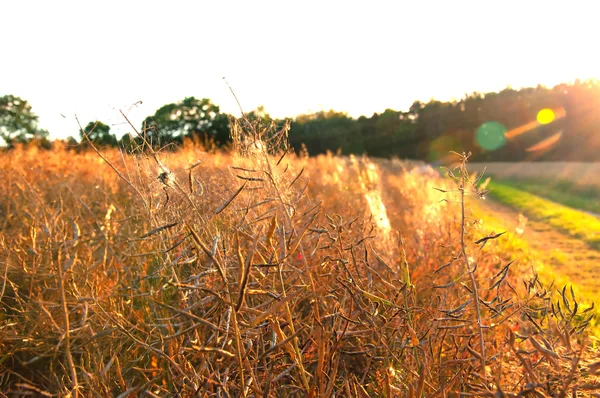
65, 136, 79, 147
290, 110, 363, 155
0, 95, 49, 146
118, 133, 139, 151
141, 97, 230, 147
364, 109, 418, 158
80, 121, 117, 147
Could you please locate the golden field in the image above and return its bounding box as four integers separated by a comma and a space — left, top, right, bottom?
0, 120, 598, 397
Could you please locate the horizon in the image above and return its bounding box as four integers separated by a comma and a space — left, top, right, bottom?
2, 0, 599, 140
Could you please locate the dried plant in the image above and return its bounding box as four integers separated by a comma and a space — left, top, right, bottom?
0, 119, 597, 397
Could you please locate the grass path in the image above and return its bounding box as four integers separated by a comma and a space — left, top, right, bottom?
489, 179, 600, 215
487, 181, 600, 249
470, 197, 600, 302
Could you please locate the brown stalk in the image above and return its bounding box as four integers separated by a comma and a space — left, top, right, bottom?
458, 153, 487, 374
186, 222, 228, 285
236, 231, 258, 312
54, 246, 79, 397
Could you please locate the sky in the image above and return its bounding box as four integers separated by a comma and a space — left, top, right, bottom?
2, 1, 599, 140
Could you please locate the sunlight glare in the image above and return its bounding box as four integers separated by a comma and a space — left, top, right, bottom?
526, 131, 563, 152
537, 108, 555, 124
504, 107, 566, 140
476, 121, 507, 151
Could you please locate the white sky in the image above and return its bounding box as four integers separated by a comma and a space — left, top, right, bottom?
2, 1, 599, 140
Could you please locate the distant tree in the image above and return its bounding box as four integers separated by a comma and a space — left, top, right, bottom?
0, 95, 49, 146
290, 110, 363, 155
245, 105, 273, 123
65, 136, 79, 147
142, 97, 230, 146
242, 106, 289, 137
367, 109, 416, 157
374, 109, 403, 137
118, 133, 140, 151
80, 121, 117, 147
286, 82, 600, 161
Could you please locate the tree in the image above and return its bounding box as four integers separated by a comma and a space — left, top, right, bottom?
0, 95, 48, 146
290, 110, 363, 155
142, 97, 230, 146
80, 121, 117, 147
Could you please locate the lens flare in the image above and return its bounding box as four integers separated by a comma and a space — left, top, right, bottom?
476, 121, 507, 151
537, 108, 555, 124
428, 135, 459, 161
526, 131, 562, 152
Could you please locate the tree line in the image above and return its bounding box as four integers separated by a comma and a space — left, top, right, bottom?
1, 79, 599, 162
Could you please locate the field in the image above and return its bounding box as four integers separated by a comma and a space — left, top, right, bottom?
1, 121, 599, 396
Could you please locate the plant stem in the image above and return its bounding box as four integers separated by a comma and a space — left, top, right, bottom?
459, 156, 487, 374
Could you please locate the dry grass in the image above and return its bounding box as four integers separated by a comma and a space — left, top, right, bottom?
0, 121, 598, 397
